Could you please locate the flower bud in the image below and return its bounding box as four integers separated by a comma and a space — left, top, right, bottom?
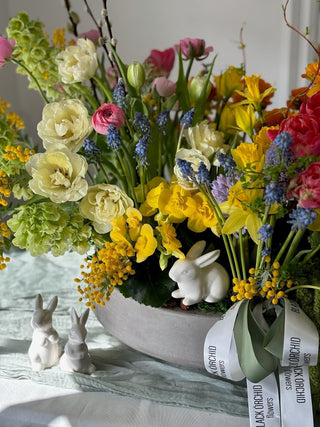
127, 61, 145, 90
189, 75, 212, 103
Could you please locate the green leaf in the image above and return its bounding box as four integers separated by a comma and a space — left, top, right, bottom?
117, 256, 176, 307
109, 45, 136, 98
193, 54, 217, 124
234, 300, 277, 382
175, 46, 190, 114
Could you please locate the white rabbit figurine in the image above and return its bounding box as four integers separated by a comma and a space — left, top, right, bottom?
169, 240, 230, 306
59, 307, 95, 374
28, 294, 61, 371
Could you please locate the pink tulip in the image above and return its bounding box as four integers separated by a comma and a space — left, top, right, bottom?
175, 38, 213, 59
92, 103, 126, 135
145, 48, 175, 77
0, 36, 15, 67
152, 77, 176, 98
78, 29, 100, 43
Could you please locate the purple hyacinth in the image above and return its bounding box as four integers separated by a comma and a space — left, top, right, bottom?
157, 109, 170, 135
180, 108, 195, 129
211, 174, 235, 203
113, 79, 127, 110
264, 180, 284, 205
197, 161, 211, 185
265, 131, 294, 167
258, 223, 274, 242
107, 124, 121, 151
176, 158, 196, 182
134, 112, 151, 137
135, 135, 149, 166
288, 207, 317, 231
83, 137, 101, 163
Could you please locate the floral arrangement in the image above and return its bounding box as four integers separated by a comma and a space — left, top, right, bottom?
1, 0, 320, 422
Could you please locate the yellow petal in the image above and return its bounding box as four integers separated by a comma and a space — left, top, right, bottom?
222, 209, 247, 234
245, 213, 262, 245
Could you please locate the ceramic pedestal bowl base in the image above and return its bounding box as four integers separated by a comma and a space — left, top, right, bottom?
94, 289, 221, 370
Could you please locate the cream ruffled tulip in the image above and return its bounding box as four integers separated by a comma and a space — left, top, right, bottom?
56, 38, 98, 83
37, 99, 92, 152
79, 184, 134, 233
26, 150, 88, 203
184, 120, 229, 165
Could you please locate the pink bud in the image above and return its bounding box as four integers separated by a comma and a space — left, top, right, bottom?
175, 38, 213, 59
0, 36, 15, 67
152, 77, 176, 98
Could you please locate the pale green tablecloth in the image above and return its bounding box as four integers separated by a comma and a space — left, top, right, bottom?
0, 250, 248, 417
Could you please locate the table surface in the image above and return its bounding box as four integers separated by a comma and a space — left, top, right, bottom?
0, 250, 249, 427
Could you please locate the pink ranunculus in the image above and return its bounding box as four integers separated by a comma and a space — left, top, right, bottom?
288, 162, 320, 208
152, 77, 176, 98
78, 29, 100, 43
92, 103, 126, 135
0, 36, 15, 67
175, 38, 213, 59
144, 48, 175, 77
278, 113, 320, 158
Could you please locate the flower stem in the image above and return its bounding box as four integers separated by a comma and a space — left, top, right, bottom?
116, 151, 138, 206
282, 229, 305, 269
12, 59, 49, 104
274, 229, 295, 264
92, 75, 113, 103
71, 83, 100, 110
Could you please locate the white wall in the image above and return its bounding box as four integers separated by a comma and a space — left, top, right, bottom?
0, 0, 319, 141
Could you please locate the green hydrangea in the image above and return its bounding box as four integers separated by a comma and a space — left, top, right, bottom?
7, 202, 92, 257
6, 12, 62, 101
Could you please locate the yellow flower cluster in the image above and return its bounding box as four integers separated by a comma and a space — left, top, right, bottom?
0, 98, 11, 114
0, 222, 11, 270
52, 28, 66, 49
259, 261, 290, 305
3, 145, 35, 163
231, 260, 291, 305
75, 242, 135, 309
6, 112, 25, 130
0, 170, 11, 206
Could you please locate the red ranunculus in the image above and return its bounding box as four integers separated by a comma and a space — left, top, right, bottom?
175, 38, 213, 59
300, 90, 320, 117
92, 103, 126, 135
145, 48, 175, 78
0, 36, 15, 67
288, 162, 320, 208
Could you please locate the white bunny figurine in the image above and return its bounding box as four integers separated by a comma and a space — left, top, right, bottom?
28, 294, 61, 371
59, 307, 95, 374
169, 240, 230, 306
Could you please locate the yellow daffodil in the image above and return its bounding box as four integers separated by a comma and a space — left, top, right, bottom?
231, 141, 265, 172
187, 192, 218, 233
252, 126, 276, 153
235, 74, 275, 111
234, 104, 256, 138
139, 181, 169, 216
214, 66, 244, 100
135, 176, 166, 203
220, 181, 263, 243
158, 182, 196, 223
157, 222, 185, 259
134, 224, 157, 263
218, 103, 238, 136
125, 207, 142, 241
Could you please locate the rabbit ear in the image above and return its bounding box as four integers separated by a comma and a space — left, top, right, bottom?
70, 307, 79, 324
35, 294, 43, 310
47, 296, 58, 313
195, 250, 220, 268
80, 308, 90, 326
186, 241, 206, 260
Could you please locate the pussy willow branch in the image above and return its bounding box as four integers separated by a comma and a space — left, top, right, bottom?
64, 0, 78, 36
82, 0, 114, 68
283, 0, 320, 112
102, 0, 115, 48
239, 26, 246, 75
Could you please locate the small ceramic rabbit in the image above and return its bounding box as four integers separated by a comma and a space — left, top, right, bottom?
28, 294, 61, 371
169, 240, 230, 306
59, 307, 95, 374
